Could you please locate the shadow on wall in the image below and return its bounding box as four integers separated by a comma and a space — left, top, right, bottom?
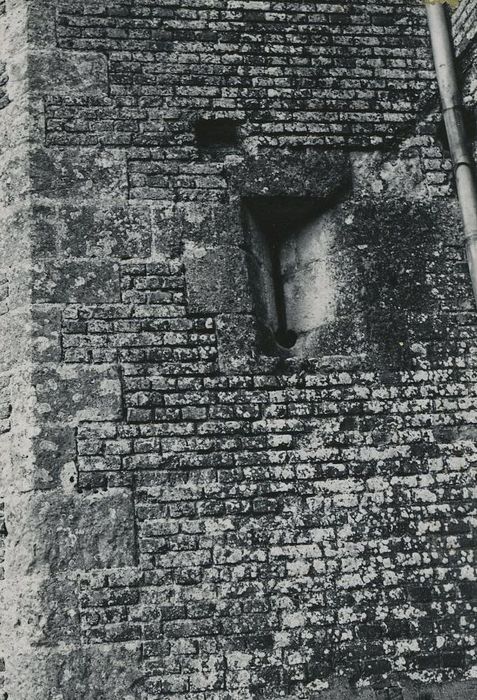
0, 62, 9, 111
242, 192, 464, 369
350, 198, 464, 369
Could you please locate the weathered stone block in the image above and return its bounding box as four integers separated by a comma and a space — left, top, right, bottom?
0, 93, 45, 150
0, 145, 29, 206
27, 50, 108, 96
5, 488, 136, 575
31, 305, 62, 363
0, 310, 30, 372
7, 643, 141, 700
29, 364, 122, 423
5, 1, 56, 52
153, 201, 244, 254
185, 245, 252, 314
29, 147, 127, 200
0, 205, 51, 263
227, 150, 352, 199
3, 572, 80, 647
58, 203, 152, 259
32, 260, 120, 304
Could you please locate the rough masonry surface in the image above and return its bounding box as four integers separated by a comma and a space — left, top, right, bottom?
0, 1, 477, 699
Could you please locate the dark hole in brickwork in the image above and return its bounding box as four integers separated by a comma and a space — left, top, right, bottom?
275, 328, 298, 349
242, 195, 335, 356
195, 118, 240, 150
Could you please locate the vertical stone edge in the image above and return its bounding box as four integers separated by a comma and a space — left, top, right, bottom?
0, 1, 141, 697
0, 1, 35, 697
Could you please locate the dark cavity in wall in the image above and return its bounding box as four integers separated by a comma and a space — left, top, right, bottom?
242, 193, 343, 356
195, 118, 240, 154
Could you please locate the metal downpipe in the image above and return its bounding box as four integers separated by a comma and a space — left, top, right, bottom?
425, 2, 477, 306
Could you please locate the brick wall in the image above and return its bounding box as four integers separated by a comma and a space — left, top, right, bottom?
51, 0, 435, 155
453, 0, 477, 54
2, 1, 477, 699
48, 180, 477, 699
